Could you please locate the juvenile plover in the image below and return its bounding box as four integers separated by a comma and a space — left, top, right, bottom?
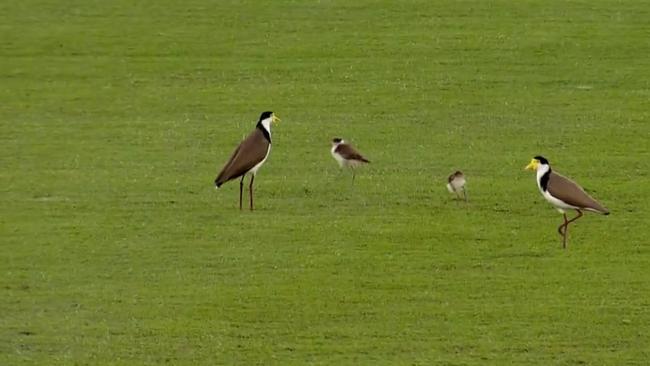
447, 170, 467, 201
330, 138, 370, 184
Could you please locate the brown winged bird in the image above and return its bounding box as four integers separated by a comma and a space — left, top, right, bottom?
215, 111, 280, 210
447, 170, 467, 201
525, 155, 609, 248
330, 138, 370, 184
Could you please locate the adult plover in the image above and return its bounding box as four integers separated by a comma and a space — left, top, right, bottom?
215, 111, 280, 210
525, 155, 609, 248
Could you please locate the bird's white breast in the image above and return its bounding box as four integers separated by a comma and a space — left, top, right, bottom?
450, 177, 465, 190
541, 190, 577, 213
535, 167, 577, 212
331, 145, 346, 167
250, 144, 271, 175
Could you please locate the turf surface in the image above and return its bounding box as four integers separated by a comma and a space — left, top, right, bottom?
1, 0, 649, 364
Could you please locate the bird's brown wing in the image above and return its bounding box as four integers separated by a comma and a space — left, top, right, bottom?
548, 171, 609, 214
335, 143, 370, 163
215, 129, 270, 186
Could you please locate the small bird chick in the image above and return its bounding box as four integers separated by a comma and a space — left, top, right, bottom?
447, 170, 467, 201
330, 137, 370, 184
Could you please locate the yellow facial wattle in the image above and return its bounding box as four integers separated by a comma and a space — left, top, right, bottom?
525, 159, 539, 171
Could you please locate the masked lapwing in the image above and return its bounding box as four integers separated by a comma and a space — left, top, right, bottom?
214, 111, 280, 210
525, 155, 609, 248
447, 170, 467, 201
330, 138, 370, 184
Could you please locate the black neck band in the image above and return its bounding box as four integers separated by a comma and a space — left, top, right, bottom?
256, 121, 271, 143
540, 169, 551, 191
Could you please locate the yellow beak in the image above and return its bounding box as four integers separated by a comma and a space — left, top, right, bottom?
272, 114, 281, 123
525, 159, 538, 171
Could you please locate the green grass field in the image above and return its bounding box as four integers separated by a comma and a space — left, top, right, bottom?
2, 0, 649, 364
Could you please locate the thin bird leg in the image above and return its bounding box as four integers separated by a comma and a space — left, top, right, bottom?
462, 188, 468, 202
566, 209, 584, 226
351, 168, 356, 185
558, 213, 568, 236
239, 175, 245, 210
558, 213, 568, 248
249, 174, 255, 211
561, 210, 584, 249
564, 209, 583, 240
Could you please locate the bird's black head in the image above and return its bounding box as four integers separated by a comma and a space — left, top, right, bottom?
533, 156, 549, 165
332, 137, 343, 144
259, 111, 274, 121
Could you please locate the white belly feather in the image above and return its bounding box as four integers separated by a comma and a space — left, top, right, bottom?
331, 146, 346, 167
250, 144, 271, 175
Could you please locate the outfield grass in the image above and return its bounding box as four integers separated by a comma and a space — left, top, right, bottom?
1, 0, 649, 364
